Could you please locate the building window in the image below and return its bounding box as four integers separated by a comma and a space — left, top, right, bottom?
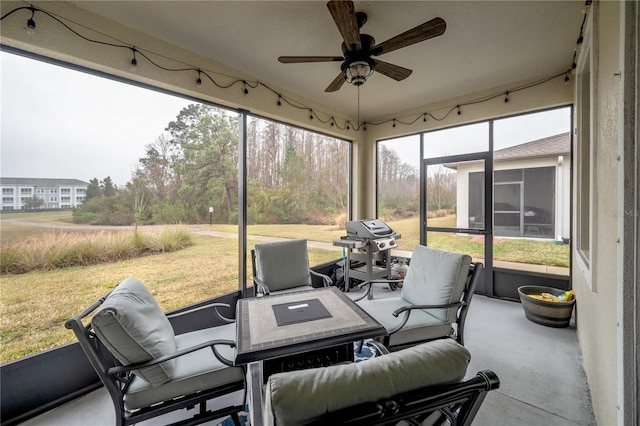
76, 188, 85, 194
2, 188, 14, 195
36, 188, 46, 194
20, 188, 32, 195
2, 197, 14, 204
50, 189, 57, 194
60, 188, 71, 194
575, 11, 594, 288
61, 196, 71, 202
50, 196, 57, 202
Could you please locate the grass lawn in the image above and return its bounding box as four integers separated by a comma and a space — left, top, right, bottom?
0, 211, 568, 362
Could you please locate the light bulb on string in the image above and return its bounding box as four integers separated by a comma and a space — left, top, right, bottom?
504, 91, 510, 103
130, 48, 138, 72
423, 114, 427, 123
26, 8, 36, 36
277, 95, 282, 106
243, 81, 249, 96
195, 69, 202, 87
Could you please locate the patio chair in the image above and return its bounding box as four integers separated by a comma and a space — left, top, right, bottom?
259, 338, 499, 426
355, 245, 483, 350
64, 277, 245, 426
251, 239, 331, 296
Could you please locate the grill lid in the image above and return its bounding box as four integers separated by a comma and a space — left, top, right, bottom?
345, 219, 394, 239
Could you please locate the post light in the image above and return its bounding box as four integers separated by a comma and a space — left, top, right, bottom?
209, 206, 214, 226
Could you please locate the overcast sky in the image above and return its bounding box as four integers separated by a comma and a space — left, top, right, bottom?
1, 51, 192, 186
2, 50, 571, 186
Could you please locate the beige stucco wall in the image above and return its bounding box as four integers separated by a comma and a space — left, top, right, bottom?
571, 1, 622, 424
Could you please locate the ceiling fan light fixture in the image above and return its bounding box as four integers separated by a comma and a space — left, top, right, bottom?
345, 60, 373, 86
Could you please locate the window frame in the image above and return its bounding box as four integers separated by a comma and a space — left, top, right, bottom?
574, 9, 596, 290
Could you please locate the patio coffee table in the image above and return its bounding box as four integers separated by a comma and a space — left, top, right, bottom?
234, 286, 386, 425
235, 286, 386, 369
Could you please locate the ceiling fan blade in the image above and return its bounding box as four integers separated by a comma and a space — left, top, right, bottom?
325, 72, 346, 92
278, 56, 344, 63
371, 17, 446, 56
327, 0, 361, 51
372, 59, 413, 81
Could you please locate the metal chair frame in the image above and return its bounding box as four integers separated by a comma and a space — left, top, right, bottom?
65, 293, 245, 426
355, 262, 483, 350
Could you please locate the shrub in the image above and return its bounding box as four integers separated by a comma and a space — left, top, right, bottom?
0, 229, 192, 274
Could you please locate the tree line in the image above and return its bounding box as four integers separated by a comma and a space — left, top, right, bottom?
73, 104, 351, 226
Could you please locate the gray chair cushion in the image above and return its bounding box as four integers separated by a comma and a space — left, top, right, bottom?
255, 239, 312, 292
357, 297, 453, 347
264, 339, 470, 426
92, 277, 177, 387
124, 323, 245, 409
401, 245, 471, 322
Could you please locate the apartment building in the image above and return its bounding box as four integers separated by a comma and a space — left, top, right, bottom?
0, 177, 88, 210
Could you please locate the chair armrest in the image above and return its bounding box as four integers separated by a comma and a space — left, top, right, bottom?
107, 338, 237, 375
392, 302, 465, 317
387, 302, 465, 335
353, 279, 404, 302
310, 269, 332, 287
167, 302, 234, 324
253, 276, 271, 296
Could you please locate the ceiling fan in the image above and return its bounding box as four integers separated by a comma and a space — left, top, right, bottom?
278, 0, 446, 92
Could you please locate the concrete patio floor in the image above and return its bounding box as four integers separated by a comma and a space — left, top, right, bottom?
21, 291, 594, 426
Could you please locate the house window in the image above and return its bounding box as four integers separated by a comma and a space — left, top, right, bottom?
61, 196, 71, 202
76, 188, 85, 194
3, 188, 14, 195
20, 188, 32, 195
575, 11, 594, 288
50, 189, 57, 194
60, 188, 71, 194
50, 196, 58, 202
3, 197, 14, 203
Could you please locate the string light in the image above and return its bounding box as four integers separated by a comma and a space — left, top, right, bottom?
0, 3, 590, 133
130, 48, 138, 71
26, 7, 36, 35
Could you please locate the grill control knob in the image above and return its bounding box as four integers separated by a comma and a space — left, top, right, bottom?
379, 242, 386, 248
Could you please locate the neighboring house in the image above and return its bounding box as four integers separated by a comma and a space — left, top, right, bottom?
0, 177, 88, 210
451, 132, 570, 240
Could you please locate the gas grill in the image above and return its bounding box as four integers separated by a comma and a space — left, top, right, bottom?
333, 219, 401, 291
